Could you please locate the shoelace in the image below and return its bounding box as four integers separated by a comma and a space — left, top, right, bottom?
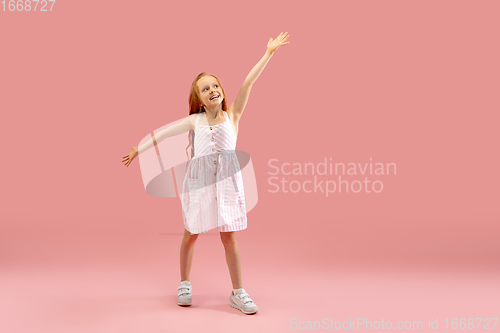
177, 285, 191, 297
236, 292, 253, 304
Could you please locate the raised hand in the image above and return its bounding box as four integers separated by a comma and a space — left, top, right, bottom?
267, 31, 290, 54
122, 146, 138, 167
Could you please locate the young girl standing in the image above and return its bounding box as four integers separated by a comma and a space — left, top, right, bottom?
122, 32, 290, 314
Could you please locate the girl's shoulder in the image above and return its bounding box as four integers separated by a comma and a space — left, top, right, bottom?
187, 112, 203, 128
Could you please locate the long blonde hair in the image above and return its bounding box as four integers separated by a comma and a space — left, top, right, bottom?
185, 72, 228, 163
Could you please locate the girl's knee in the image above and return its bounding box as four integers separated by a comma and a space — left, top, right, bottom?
183, 229, 199, 243
220, 232, 237, 247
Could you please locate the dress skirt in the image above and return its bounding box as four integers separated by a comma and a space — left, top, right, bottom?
181, 150, 247, 234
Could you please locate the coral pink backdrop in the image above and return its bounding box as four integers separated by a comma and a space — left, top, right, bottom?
1, 0, 498, 332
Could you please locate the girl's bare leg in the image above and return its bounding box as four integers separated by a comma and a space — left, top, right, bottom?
180, 228, 199, 282
220, 231, 242, 289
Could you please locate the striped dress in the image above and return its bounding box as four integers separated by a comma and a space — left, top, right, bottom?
180, 111, 247, 234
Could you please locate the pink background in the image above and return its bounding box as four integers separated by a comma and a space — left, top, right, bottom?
1, 0, 498, 332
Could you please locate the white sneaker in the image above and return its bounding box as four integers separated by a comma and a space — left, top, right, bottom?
177, 281, 192, 306
230, 289, 258, 314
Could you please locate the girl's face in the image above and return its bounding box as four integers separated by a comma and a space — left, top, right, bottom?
197, 76, 224, 108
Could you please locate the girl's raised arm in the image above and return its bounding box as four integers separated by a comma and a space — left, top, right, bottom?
229, 32, 290, 118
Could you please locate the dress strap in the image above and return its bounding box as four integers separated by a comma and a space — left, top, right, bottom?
195, 112, 204, 127
223, 111, 229, 122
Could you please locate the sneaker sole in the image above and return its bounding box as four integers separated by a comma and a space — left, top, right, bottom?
229, 298, 258, 314
177, 297, 192, 306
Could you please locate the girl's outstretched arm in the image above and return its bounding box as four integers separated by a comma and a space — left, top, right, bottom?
121, 115, 194, 167
137, 115, 194, 154
229, 32, 290, 117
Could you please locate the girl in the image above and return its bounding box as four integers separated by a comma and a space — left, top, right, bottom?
122, 32, 290, 315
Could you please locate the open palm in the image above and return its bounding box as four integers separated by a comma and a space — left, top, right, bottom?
267, 32, 290, 54
122, 146, 138, 167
